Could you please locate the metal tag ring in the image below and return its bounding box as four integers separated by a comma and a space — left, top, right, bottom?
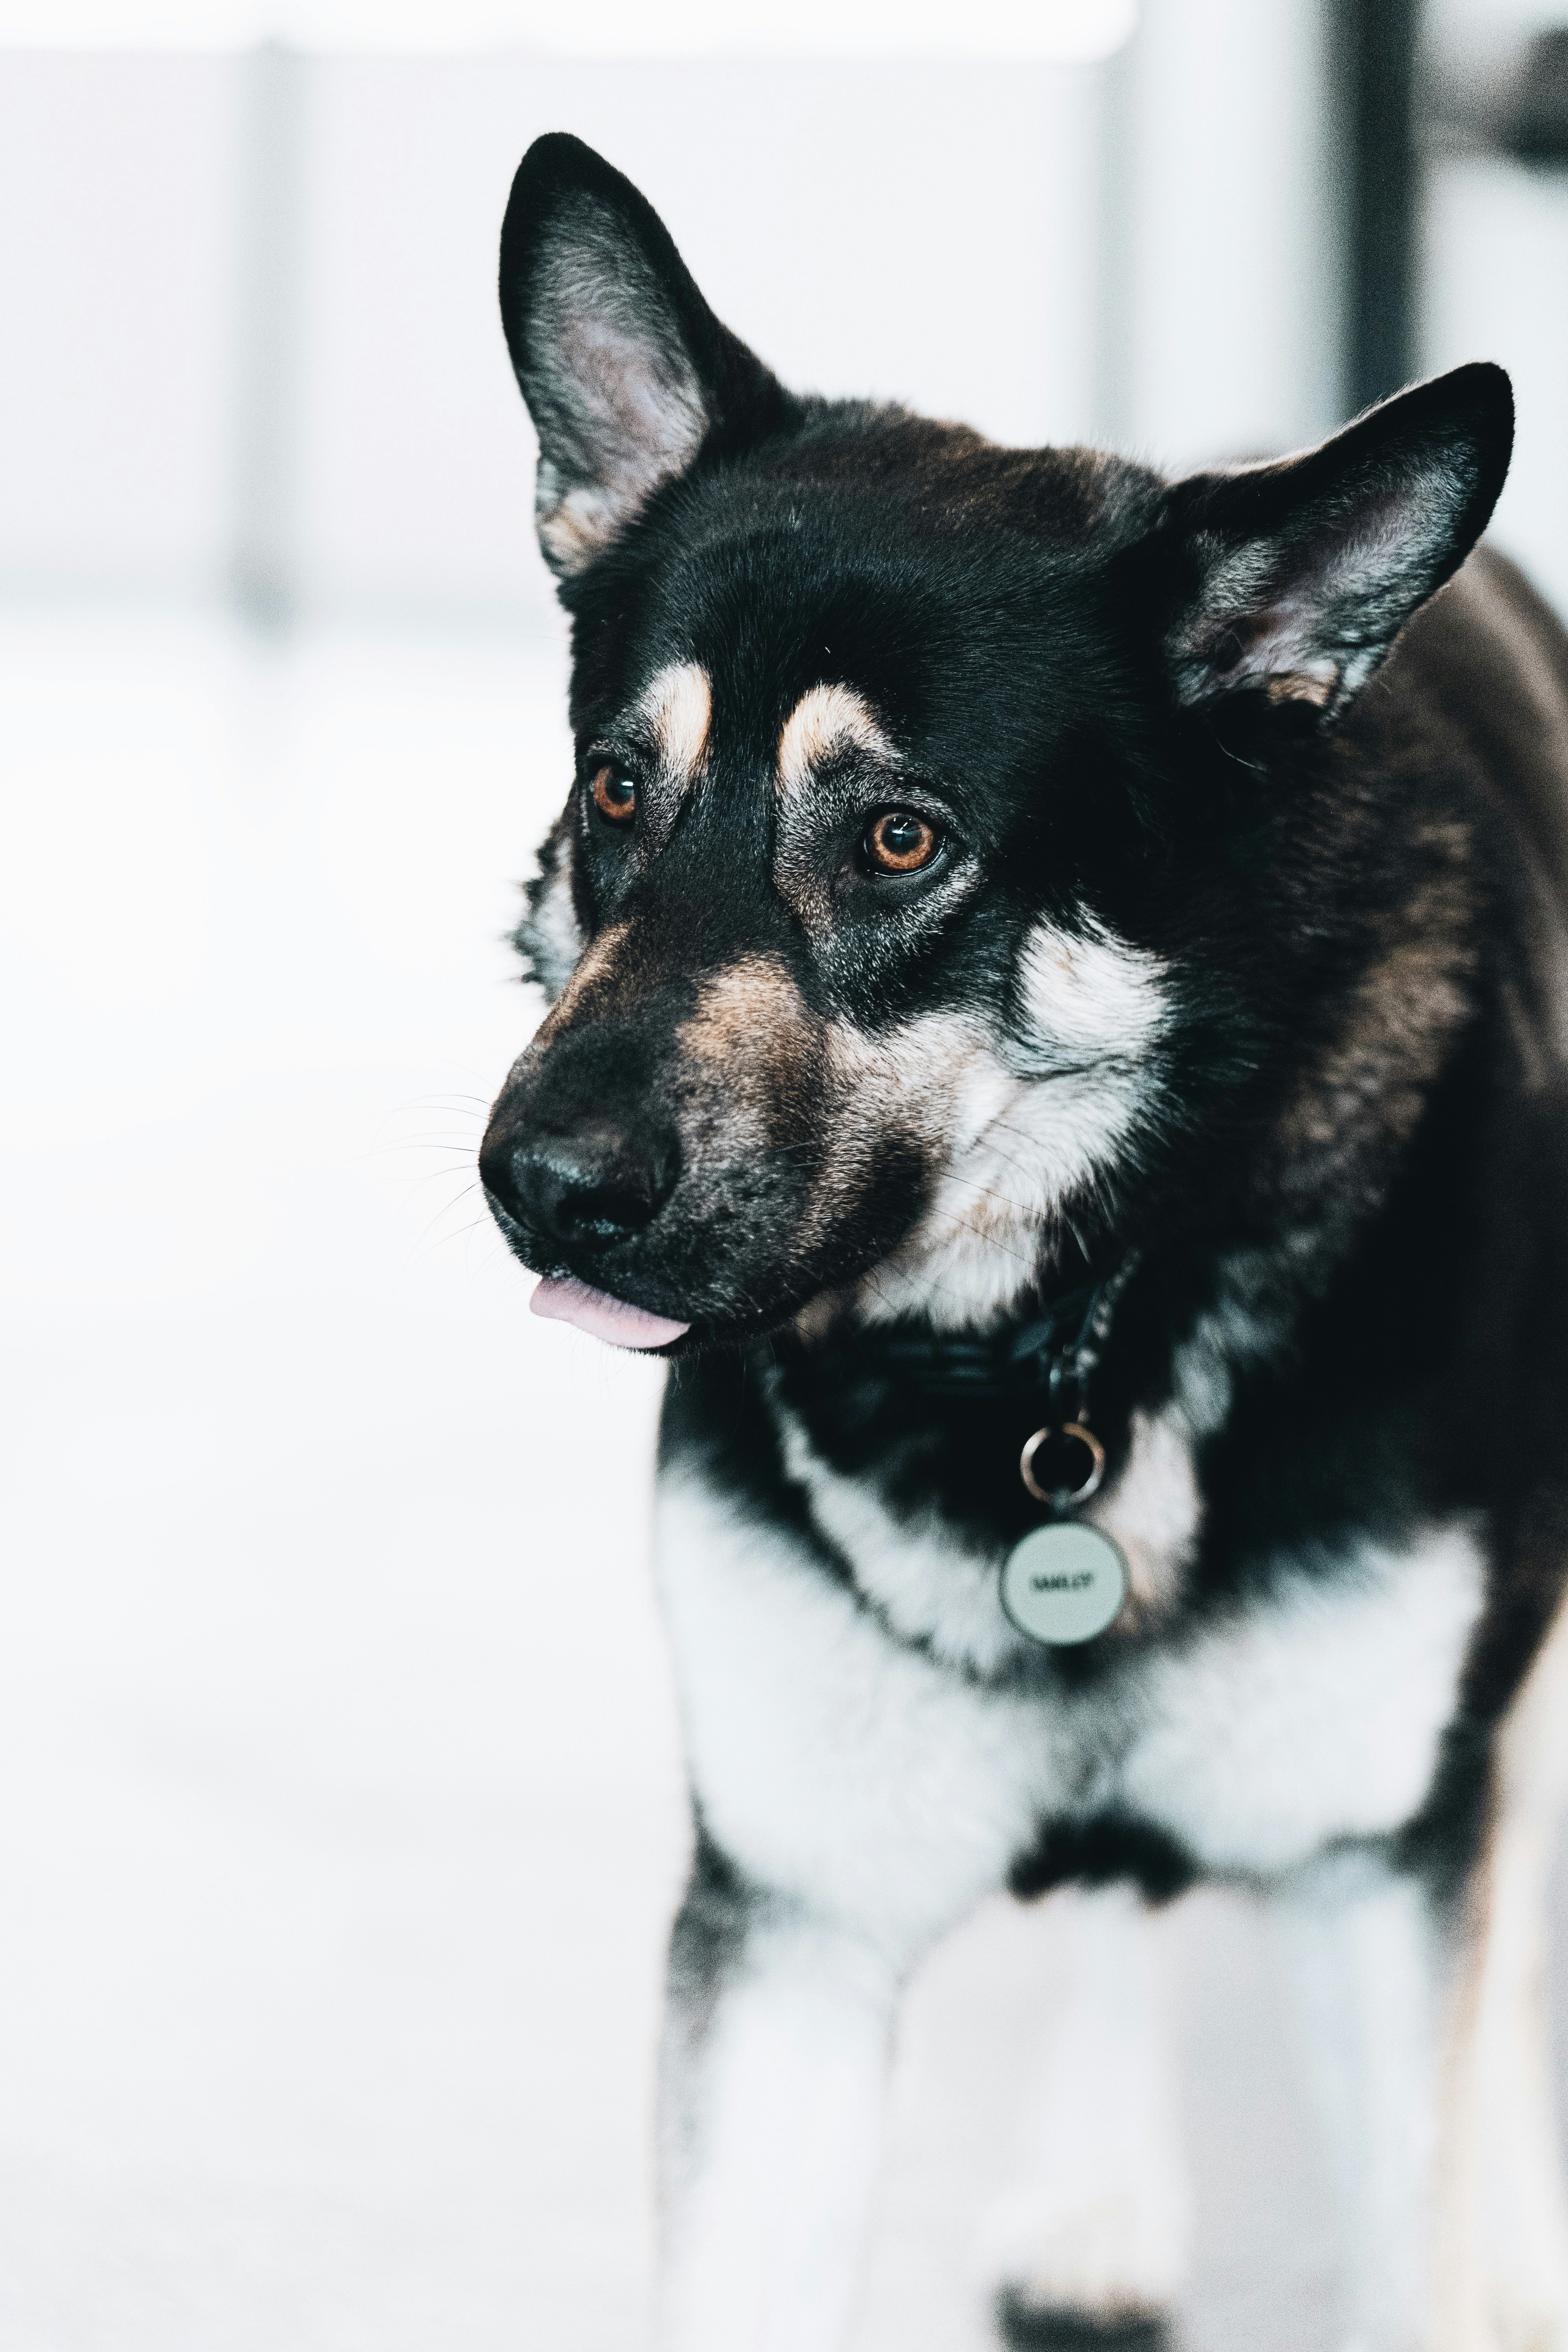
1020, 1421, 1106, 1508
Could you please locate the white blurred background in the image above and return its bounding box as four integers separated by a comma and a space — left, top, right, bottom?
3, 4, 1568, 2347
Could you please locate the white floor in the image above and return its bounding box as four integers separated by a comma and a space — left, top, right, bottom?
4, 604, 1545, 2352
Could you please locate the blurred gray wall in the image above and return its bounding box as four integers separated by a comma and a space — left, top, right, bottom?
0, 2, 1345, 631
1421, 0, 1568, 609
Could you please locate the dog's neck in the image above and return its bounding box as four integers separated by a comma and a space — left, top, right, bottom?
793, 1253, 1139, 1423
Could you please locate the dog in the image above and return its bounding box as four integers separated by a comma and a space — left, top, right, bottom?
478, 133, 1568, 2352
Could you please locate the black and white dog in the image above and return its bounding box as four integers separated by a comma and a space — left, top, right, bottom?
479, 134, 1568, 2352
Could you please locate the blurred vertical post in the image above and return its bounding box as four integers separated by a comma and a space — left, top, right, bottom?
1092, 0, 1343, 469
1094, 30, 1137, 454
232, 39, 306, 628
1330, 0, 1420, 413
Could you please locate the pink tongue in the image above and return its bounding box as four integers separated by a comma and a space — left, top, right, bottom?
530, 1275, 690, 1351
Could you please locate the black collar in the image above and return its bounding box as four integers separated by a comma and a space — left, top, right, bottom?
813, 1257, 1138, 1419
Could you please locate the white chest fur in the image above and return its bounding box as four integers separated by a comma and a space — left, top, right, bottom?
653, 1469, 1486, 1955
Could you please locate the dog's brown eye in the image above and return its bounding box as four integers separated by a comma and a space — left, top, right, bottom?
591, 766, 637, 823
866, 809, 939, 874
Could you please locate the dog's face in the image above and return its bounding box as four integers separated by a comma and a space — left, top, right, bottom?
479, 137, 1510, 1349
490, 476, 1179, 1342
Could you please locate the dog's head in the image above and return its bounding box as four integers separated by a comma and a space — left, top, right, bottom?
479, 134, 1512, 1351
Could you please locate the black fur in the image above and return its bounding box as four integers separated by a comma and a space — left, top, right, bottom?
996, 2300, 1172, 2352
1006, 1815, 1196, 1907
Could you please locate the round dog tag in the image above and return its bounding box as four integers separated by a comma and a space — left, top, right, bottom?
1001, 1522, 1128, 1647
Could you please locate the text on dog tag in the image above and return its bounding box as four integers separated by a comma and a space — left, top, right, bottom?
1001, 1521, 1128, 1647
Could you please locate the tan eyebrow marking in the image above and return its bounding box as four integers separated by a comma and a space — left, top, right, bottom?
638, 661, 711, 786
776, 682, 893, 794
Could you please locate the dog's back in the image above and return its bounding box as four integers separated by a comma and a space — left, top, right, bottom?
1404, 546, 1568, 935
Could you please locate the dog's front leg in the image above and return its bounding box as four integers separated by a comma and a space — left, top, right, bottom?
983, 1884, 1192, 2336
655, 1832, 898, 2352
1273, 1848, 1451, 2352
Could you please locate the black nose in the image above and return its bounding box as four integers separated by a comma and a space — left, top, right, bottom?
480, 1121, 677, 1250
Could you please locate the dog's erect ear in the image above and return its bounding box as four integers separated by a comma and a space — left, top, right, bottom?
499, 134, 792, 579
1160, 363, 1513, 724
